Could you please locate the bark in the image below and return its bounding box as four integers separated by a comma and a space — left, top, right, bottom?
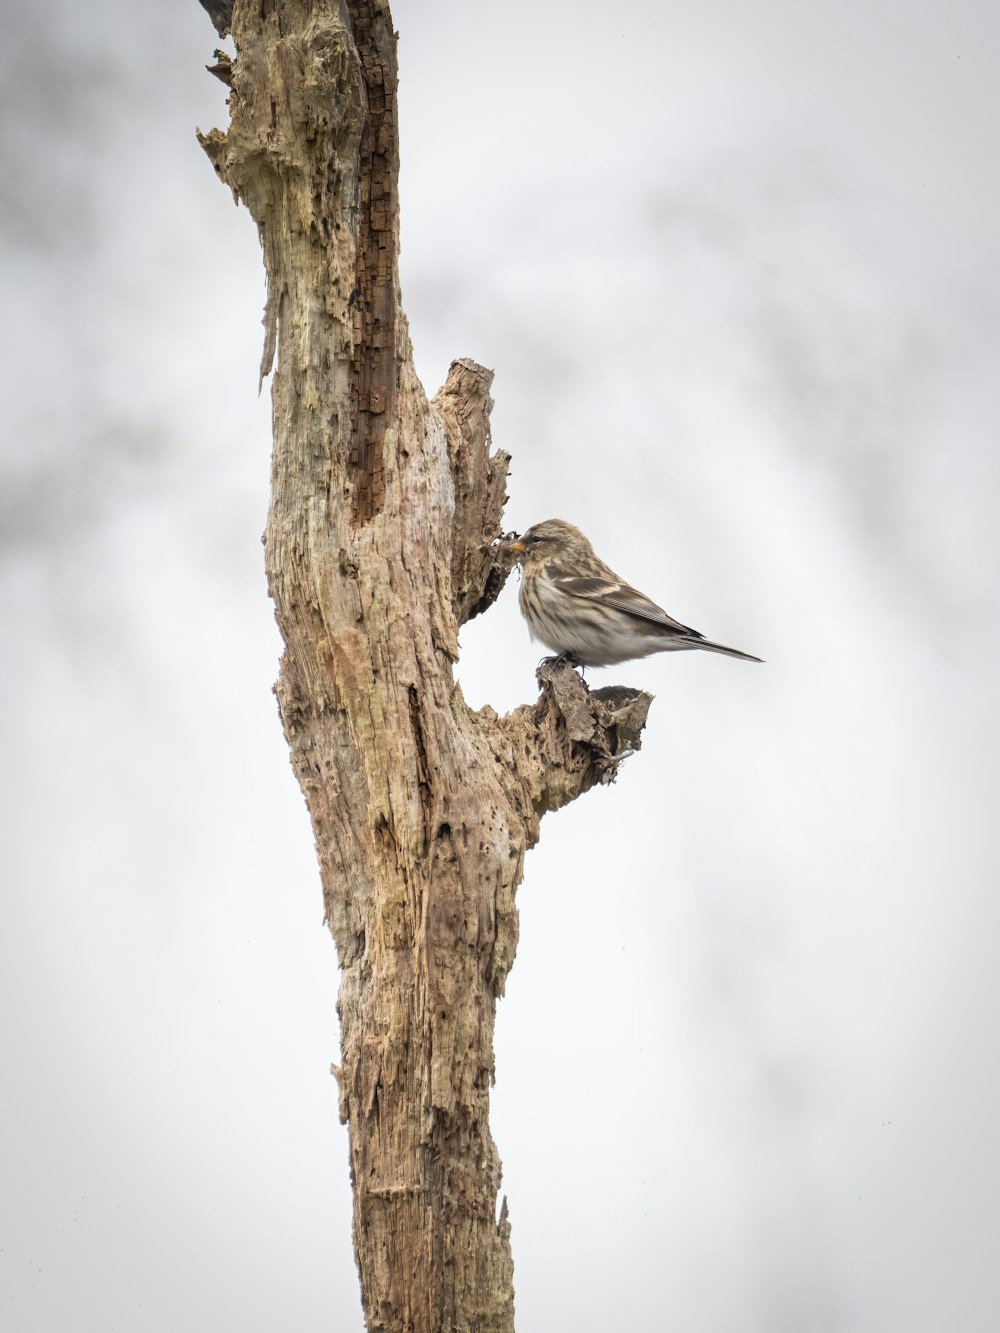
197, 3, 652, 1329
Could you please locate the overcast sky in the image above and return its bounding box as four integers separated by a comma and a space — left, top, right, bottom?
2, 2, 999, 1330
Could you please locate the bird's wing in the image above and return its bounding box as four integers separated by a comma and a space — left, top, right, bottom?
550, 569, 703, 640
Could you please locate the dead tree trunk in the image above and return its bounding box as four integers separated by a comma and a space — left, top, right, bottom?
198, 3, 650, 1329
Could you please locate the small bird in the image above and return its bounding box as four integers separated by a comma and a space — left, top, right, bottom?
506, 519, 762, 667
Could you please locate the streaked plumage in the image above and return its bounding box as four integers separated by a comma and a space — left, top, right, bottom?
506, 519, 762, 668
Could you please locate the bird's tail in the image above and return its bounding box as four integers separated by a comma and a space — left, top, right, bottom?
693, 637, 764, 663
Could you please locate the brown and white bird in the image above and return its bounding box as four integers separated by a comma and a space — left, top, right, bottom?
506, 519, 762, 667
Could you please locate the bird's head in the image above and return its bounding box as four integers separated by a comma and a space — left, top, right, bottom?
505, 519, 593, 566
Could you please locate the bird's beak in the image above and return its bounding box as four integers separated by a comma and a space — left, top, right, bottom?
508, 540, 527, 554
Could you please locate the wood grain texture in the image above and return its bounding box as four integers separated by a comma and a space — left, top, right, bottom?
198, 3, 651, 1328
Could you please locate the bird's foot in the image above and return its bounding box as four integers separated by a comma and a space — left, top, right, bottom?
537, 650, 583, 669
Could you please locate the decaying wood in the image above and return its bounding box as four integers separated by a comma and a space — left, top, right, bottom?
197, 3, 651, 1329
199, 0, 233, 39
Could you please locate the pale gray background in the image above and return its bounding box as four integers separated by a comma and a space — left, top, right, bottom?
2, 2, 998, 1329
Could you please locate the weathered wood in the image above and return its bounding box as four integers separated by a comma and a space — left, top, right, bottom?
197, 3, 651, 1328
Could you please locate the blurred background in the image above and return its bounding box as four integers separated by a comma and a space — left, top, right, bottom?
2, 1, 998, 1329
